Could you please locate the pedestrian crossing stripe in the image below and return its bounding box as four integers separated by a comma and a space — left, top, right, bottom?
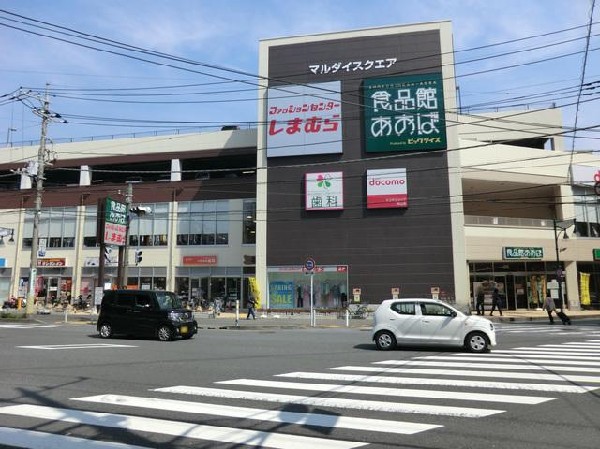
17, 343, 137, 350
0, 324, 58, 328
217, 378, 553, 405
73, 394, 441, 435
0, 404, 367, 449
152, 385, 502, 417
276, 372, 597, 393
373, 359, 600, 373
0, 426, 152, 449
493, 350, 599, 360
331, 365, 600, 384
416, 355, 600, 367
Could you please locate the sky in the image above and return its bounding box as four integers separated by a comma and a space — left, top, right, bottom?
0, 0, 598, 152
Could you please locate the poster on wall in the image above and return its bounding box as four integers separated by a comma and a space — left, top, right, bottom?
366, 168, 407, 209
266, 81, 342, 157
363, 73, 446, 152
305, 171, 344, 210
269, 281, 295, 309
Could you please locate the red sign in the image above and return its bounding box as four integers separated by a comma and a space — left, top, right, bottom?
182, 255, 218, 266
38, 258, 67, 267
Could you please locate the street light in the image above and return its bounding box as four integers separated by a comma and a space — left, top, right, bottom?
553, 218, 576, 311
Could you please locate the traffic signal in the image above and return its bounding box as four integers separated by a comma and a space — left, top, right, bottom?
134, 249, 143, 265
104, 246, 112, 264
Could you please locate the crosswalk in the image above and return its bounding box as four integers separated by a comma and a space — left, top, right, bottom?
1, 339, 600, 448
496, 323, 600, 336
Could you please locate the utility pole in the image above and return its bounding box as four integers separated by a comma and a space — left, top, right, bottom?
117, 182, 133, 288
19, 85, 65, 316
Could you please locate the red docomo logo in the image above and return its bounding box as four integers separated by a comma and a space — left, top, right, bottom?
594, 170, 600, 182
368, 178, 405, 186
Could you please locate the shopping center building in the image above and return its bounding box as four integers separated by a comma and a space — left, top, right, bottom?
1, 21, 600, 311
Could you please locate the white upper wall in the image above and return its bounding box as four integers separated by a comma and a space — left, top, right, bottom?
0, 129, 257, 165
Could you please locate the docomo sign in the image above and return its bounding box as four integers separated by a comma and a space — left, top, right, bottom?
366, 168, 408, 209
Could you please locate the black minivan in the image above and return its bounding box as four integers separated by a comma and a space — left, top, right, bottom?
97, 290, 198, 341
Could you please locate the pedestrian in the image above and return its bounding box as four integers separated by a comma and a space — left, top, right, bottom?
543, 295, 557, 324
246, 294, 257, 320
489, 288, 503, 316
475, 289, 485, 315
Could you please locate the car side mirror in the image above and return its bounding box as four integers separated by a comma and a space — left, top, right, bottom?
451, 310, 458, 318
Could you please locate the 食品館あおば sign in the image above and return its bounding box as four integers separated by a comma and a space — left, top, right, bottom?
503, 247, 544, 260
363, 73, 446, 152
104, 197, 128, 246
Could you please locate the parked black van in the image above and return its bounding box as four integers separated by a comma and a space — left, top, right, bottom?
97, 290, 198, 341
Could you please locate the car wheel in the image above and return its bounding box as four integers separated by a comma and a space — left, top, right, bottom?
374, 330, 396, 351
465, 331, 489, 353
98, 322, 113, 339
157, 325, 173, 341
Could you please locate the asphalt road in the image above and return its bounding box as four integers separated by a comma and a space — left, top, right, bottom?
1, 318, 599, 448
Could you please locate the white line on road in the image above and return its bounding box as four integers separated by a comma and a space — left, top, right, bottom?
276, 372, 597, 393
73, 394, 440, 435
416, 355, 600, 367
152, 386, 503, 418
217, 378, 553, 405
0, 404, 366, 449
0, 324, 58, 328
373, 359, 600, 373
493, 351, 600, 360
332, 366, 600, 384
0, 426, 152, 449
17, 343, 137, 350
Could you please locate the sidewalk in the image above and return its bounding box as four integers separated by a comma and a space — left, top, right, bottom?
4, 307, 600, 329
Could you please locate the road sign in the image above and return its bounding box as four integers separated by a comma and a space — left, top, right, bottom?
304, 258, 316, 272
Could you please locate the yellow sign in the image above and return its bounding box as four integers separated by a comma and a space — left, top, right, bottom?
248, 277, 261, 308
580, 272, 591, 306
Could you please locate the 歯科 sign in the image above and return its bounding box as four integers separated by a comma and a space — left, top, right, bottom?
305, 172, 344, 210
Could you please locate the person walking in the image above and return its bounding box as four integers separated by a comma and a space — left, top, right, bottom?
489, 288, 503, 316
475, 290, 485, 315
246, 294, 257, 320
543, 295, 557, 324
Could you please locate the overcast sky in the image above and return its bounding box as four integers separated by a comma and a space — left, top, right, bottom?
0, 0, 598, 152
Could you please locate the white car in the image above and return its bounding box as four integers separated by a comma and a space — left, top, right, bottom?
371, 298, 496, 353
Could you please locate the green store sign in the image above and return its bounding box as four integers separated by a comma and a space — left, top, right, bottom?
503, 247, 544, 260
593, 248, 600, 261
363, 72, 447, 152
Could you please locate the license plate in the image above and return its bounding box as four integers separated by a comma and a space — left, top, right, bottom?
180, 326, 188, 334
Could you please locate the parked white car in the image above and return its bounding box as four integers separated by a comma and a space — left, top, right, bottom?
372, 298, 497, 352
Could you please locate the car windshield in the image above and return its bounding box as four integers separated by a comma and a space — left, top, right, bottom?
156, 291, 183, 310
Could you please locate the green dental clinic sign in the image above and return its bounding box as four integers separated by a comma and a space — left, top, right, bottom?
363, 72, 447, 152
503, 247, 544, 260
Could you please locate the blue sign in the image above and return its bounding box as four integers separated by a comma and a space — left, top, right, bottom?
269, 281, 295, 309
0, 258, 5, 267
304, 258, 316, 271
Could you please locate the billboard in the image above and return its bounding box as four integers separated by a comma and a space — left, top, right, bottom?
363, 73, 447, 152
103, 197, 128, 246
305, 171, 344, 210
266, 81, 342, 157
366, 168, 408, 209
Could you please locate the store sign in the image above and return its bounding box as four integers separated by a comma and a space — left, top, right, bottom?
269, 281, 295, 309
182, 255, 218, 266
268, 265, 348, 273
593, 248, 600, 261
363, 73, 446, 152
503, 247, 543, 260
103, 197, 128, 246
0, 258, 6, 267
37, 258, 67, 267
305, 171, 344, 210
266, 81, 342, 157
366, 168, 407, 209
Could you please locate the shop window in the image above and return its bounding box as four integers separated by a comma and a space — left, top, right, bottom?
177, 200, 229, 246
83, 236, 97, 247
49, 237, 62, 248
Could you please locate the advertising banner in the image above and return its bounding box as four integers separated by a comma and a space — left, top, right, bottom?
363, 73, 446, 152
103, 197, 128, 246
182, 255, 218, 266
366, 168, 407, 209
266, 81, 342, 157
305, 171, 344, 210
269, 281, 295, 309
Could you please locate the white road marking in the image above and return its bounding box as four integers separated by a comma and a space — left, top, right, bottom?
0, 426, 152, 449
332, 366, 600, 384
509, 347, 600, 354
73, 394, 440, 435
276, 372, 597, 393
17, 343, 137, 350
0, 404, 366, 449
217, 378, 553, 405
374, 359, 600, 373
493, 351, 599, 360
152, 385, 503, 418
417, 355, 600, 367
0, 324, 58, 328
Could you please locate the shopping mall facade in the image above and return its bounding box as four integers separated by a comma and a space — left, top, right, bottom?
1, 21, 600, 311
